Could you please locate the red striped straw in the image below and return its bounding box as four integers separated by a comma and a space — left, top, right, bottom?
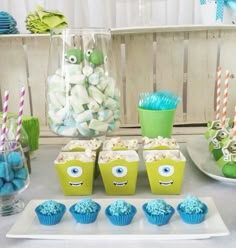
0, 91, 9, 151
232, 105, 236, 138
221, 70, 230, 127
215, 66, 221, 120
15, 87, 25, 143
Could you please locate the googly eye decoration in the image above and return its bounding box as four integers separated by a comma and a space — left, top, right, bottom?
158, 165, 174, 177
112, 165, 127, 177
66, 48, 84, 64
68, 55, 77, 64
67, 166, 83, 177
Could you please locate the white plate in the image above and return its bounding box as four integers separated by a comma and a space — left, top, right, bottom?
6, 197, 229, 240
187, 136, 236, 185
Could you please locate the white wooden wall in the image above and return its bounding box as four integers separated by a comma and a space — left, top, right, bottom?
1, 26, 236, 132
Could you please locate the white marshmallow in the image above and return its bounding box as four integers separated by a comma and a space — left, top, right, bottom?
88, 72, 100, 85
104, 97, 119, 110
88, 119, 109, 132
69, 95, 85, 114
74, 110, 93, 123
57, 126, 79, 136
48, 92, 63, 109
82, 65, 93, 77
104, 78, 116, 97
77, 122, 95, 136
71, 84, 90, 104
48, 110, 64, 125
87, 98, 101, 112
98, 109, 113, 121
96, 77, 109, 92
88, 86, 105, 104
66, 73, 86, 85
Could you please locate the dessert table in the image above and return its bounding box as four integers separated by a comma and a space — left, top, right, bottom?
1, 135, 236, 248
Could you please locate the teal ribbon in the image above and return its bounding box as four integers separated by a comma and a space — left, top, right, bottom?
200, 0, 236, 21
225, 0, 236, 11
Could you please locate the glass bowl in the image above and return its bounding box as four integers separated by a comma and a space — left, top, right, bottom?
0, 141, 30, 216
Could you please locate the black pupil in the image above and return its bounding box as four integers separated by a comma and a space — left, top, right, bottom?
72, 168, 78, 174
220, 132, 226, 137
117, 168, 123, 173
70, 57, 75, 62
164, 168, 169, 173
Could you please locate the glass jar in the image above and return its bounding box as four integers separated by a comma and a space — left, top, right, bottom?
6, 118, 31, 174
47, 28, 120, 138
0, 141, 30, 216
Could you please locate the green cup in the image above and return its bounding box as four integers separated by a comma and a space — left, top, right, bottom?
138, 108, 175, 138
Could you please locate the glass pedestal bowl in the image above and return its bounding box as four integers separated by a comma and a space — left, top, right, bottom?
0, 141, 30, 216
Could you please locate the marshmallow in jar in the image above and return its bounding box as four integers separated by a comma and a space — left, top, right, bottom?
47, 28, 120, 137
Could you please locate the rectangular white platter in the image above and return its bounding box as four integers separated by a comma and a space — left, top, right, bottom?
6, 197, 229, 240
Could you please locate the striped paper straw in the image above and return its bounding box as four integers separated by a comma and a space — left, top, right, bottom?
0, 91, 9, 151
15, 87, 25, 143
215, 66, 221, 120
222, 70, 230, 127
232, 105, 236, 138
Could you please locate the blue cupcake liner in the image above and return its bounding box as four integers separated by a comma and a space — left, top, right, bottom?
142, 203, 175, 226
177, 203, 208, 224
105, 205, 137, 226
69, 203, 101, 224
35, 203, 66, 225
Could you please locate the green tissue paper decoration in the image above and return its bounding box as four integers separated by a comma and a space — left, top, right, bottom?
25, 6, 68, 34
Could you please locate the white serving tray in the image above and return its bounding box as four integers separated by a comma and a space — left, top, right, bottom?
6, 197, 229, 240
187, 136, 236, 185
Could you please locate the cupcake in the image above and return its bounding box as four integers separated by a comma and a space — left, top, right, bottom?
35, 200, 66, 225
177, 195, 208, 224
142, 199, 175, 226
105, 200, 137, 226
69, 198, 101, 224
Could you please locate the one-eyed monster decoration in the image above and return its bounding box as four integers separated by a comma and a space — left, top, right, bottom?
221, 139, 236, 178
65, 48, 106, 66
144, 150, 186, 195
205, 118, 232, 140
55, 152, 96, 195
210, 128, 230, 161
85, 49, 106, 66
98, 151, 139, 195
65, 48, 84, 64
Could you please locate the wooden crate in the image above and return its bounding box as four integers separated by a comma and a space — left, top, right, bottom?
0, 26, 236, 142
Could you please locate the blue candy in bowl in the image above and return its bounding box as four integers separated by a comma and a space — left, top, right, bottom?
0, 141, 29, 216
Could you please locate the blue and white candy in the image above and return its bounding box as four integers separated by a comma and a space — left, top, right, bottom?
0, 151, 28, 195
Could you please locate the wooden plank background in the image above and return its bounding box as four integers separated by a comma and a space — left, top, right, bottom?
1, 26, 236, 134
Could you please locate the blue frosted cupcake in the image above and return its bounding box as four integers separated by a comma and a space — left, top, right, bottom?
35, 200, 66, 225
105, 200, 137, 226
69, 198, 101, 224
142, 199, 175, 226
177, 195, 208, 224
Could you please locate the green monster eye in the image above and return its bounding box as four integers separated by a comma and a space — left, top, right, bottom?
66, 48, 83, 64
87, 49, 104, 66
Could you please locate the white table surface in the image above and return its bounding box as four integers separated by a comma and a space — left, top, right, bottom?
1, 140, 236, 248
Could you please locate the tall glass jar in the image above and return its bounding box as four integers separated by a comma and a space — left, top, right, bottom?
47, 28, 120, 138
